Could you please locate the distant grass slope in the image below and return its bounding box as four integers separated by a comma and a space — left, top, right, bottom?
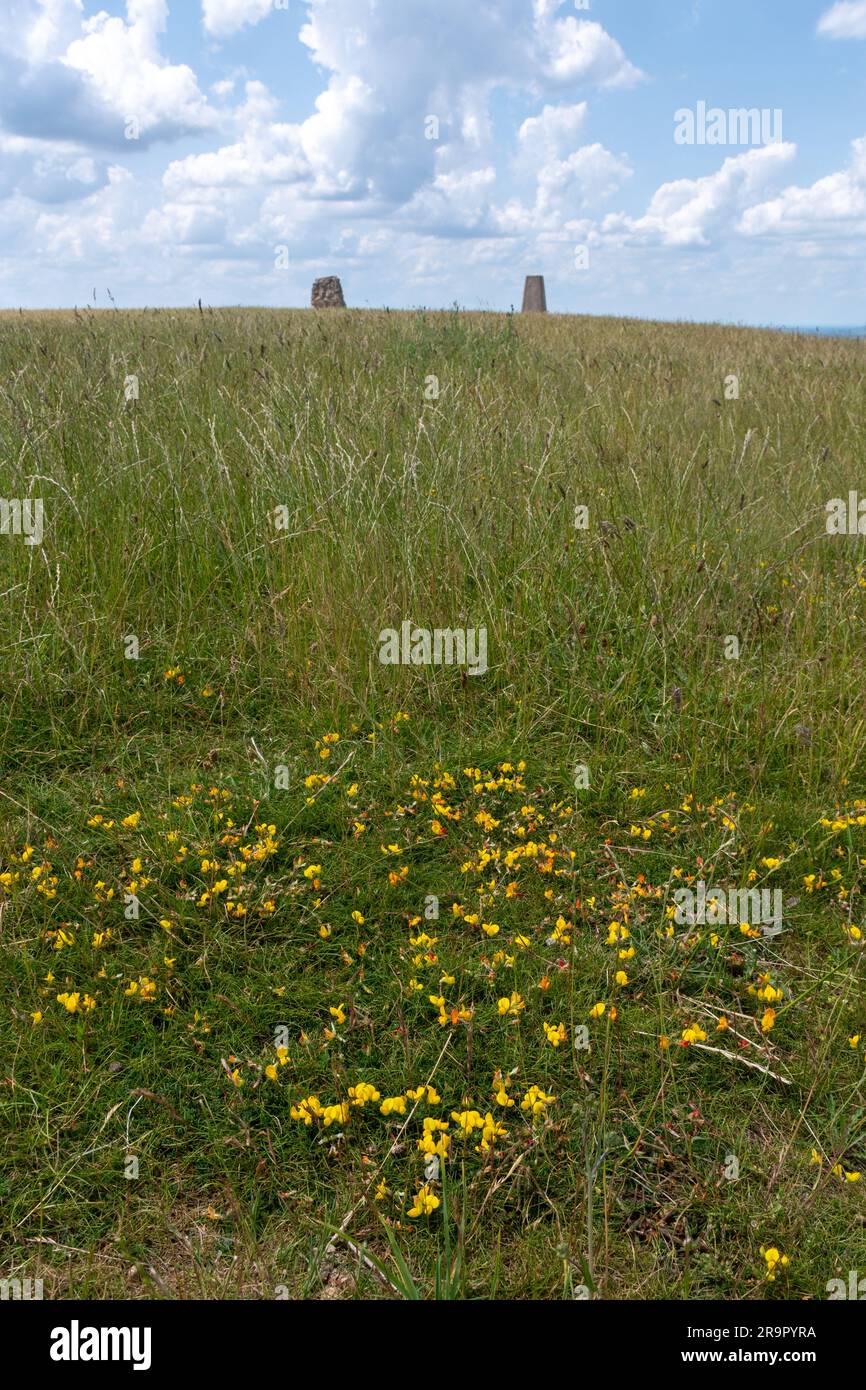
0, 307, 864, 1299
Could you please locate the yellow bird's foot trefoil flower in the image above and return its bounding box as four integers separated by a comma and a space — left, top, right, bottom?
407, 1183, 440, 1218
760, 1246, 790, 1281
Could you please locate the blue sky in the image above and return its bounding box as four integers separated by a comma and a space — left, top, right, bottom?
1, 0, 865, 323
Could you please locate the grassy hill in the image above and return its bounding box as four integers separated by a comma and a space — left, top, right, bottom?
1, 306, 865, 1298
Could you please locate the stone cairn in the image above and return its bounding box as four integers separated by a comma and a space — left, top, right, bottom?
311, 276, 346, 308
521, 275, 547, 313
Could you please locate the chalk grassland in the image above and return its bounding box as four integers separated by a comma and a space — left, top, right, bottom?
0, 306, 865, 1299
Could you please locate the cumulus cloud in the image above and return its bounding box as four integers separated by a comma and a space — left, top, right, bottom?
817, 2, 866, 39
517, 103, 589, 164
202, 0, 275, 40
0, 132, 106, 203
142, 198, 228, 246
291, 1, 641, 202
0, 0, 216, 154
64, 0, 216, 142
21, 149, 102, 203
537, 143, 631, 213
510, 103, 631, 224
601, 143, 796, 246
11, 0, 861, 316
498, 137, 631, 240
159, 0, 644, 259
386, 166, 498, 241
740, 135, 866, 235
541, 17, 644, 88
31, 163, 137, 261
156, 0, 644, 270
164, 81, 307, 191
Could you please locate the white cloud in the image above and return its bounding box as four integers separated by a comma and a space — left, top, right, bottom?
163, 81, 308, 192
0, 0, 216, 154
32, 163, 136, 261
165, 0, 643, 237
542, 17, 644, 88
64, 0, 216, 141
817, 2, 866, 39
517, 103, 588, 163
501, 102, 632, 235
165, 136, 306, 192
740, 135, 866, 234
202, 0, 275, 40
602, 143, 796, 246
0, 129, 108, 202
291, 0, 642, 207
396, 165, 498, 236
22, 0, 85, 64
537, 143, 631, 212
148, 1, 640, 298
498, 141, 631, 239
142, 198, 228, 245
1, 0, 864, 320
